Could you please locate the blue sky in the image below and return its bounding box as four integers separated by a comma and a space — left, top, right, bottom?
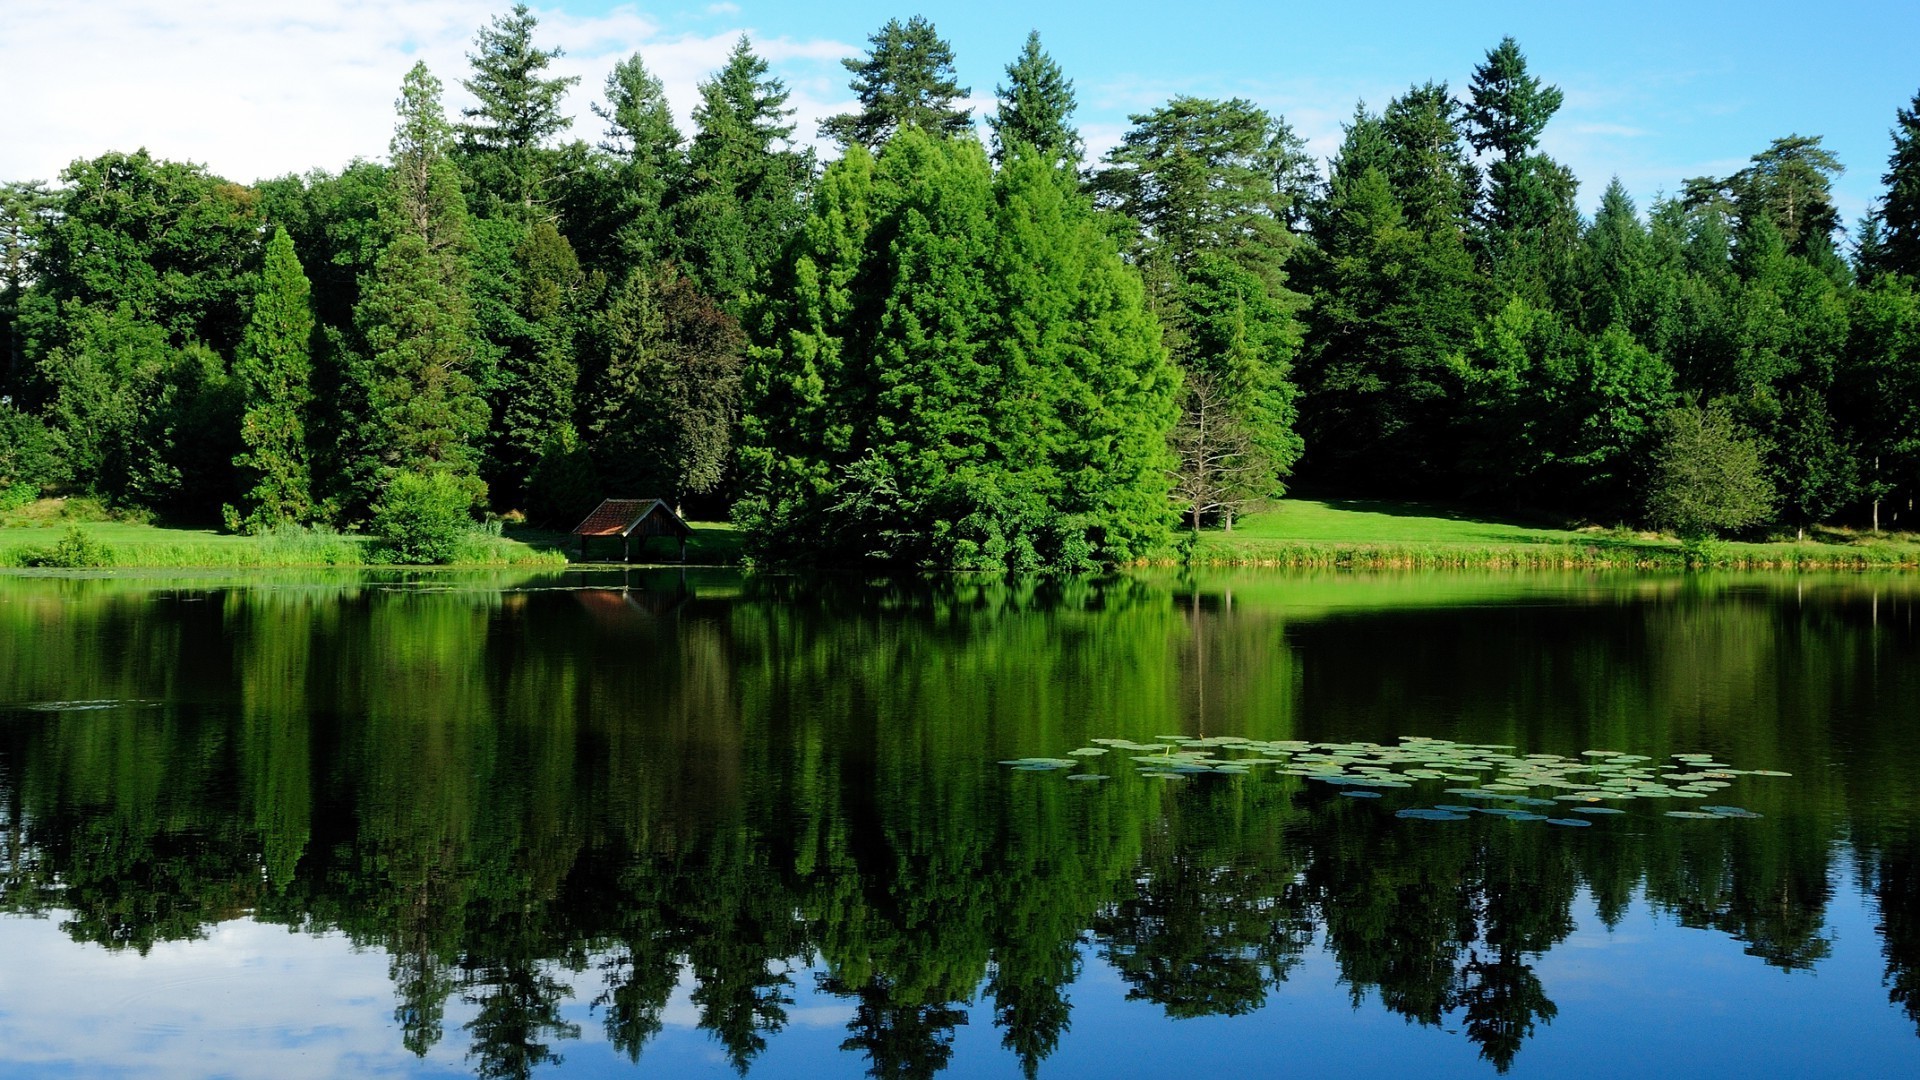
3, 0, 1916, 227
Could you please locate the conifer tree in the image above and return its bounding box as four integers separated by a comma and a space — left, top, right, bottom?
820, 16, 973, 151
740, 132, 1178, 570
354, 63, 488, 512
1880, 89, 1920, 278
591, 52, 683, 270
672, 36, 811, 313
1731, 136, 1844, 259
457, 3, 579, 216
1091, 96, 1314, 283
1463, 38, 1577, 300
1577, 180, 1653, 333
232, 227, 316, 529
989, 32, 1081, 168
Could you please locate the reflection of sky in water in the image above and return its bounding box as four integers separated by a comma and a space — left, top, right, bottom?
3, 874, 1914, 1079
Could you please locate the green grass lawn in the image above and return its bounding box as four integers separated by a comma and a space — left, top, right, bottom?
4, 496, 1917, 572
0, 499, 743, 570
1193, 499, 1920, 569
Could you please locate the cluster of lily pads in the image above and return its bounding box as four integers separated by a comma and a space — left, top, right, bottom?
1000, 736, 1788, 827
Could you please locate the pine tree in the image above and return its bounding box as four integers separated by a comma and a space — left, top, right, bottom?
1379, 83, 1479, 237
457, 3, 579, 216
232, 227, 316, 529
354, 63, 488, 512
989, 32, 1081, 168
1462, 38, 1577, 300
1731, 135, 1844, 258
1579, 179, 1652, 333
592, 52, 683, 270
1091, 96, 1313, 284
1881, 89, 1920, 278
671, 36, 811, 313
819, 16, 973, 151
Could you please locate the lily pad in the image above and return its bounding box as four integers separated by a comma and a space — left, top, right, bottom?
1066, 773, 1109, 782
1545, 818, 1593, 827
1397, 808, 1471, 821
1339, 790, 1384, 799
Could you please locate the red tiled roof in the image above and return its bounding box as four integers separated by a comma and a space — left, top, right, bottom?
572, 499, 660, 536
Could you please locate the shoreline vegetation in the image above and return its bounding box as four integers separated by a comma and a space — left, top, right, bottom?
5, 497, 1914, 572
2, 9, 1917, 576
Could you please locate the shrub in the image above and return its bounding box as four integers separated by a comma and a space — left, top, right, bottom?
369, 470, 475, 564
21, 525, 116, 568
0, 401, 57, 493
0, 483, 37, 514
1645, 405, 1775, 540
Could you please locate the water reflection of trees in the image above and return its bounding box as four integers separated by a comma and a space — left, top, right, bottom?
0, 572, 1915, 1076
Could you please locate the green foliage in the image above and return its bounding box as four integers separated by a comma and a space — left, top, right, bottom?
990, 32, 1081, 168
232, 227, 316, 530
0, 398, 54, 491
19, 524, 115, 568
670, 37, 811, 314
586, 52, 683, 271
470, 218, 584, 507
455, 3, 579, 216
1091, 96, 1314, 280
30, 150, 263, 355
819, 16, 973, 151
585, 265, 742, 506
740, 132, 1179, 570
351, 64, 488, 515
1882, 89, 1920, 278
1463, 38, 1577, 300
1299, 159, 1478, 490
524, 423, 600, 529
370, 469, 477, 564
1731, 135, 1844, 259
1645, 404, 1776, 539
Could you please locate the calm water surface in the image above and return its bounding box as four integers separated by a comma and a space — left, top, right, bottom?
1, 569, 1917, 1078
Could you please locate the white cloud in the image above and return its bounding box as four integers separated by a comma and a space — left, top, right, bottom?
0, 1, 857, 185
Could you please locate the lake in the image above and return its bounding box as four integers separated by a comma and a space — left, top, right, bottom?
1, 569, 1916, 1078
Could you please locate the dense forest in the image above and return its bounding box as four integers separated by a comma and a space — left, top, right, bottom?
2, 6, 1919, 568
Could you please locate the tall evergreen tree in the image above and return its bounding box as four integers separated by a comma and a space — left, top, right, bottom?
989, 31, 1081, 168
1578, 179, 1652, 333
232, 227, 316, 529
1731, 136, 1844, 259
1379, 83, 1479, 237
671, 36, 811, 314
1462, 38, 1577, 300
1296, 95, 1480, 492
589, 52, 683, 272
456, 3, 579, 217
1880, 89, 1920, 278
1091, 96, 1313, 282
740, 131, 1178, 570
354, 63, 489, 511
819, 16, 973, 151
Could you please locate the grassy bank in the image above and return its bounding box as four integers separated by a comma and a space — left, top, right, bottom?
1190, 500, 1920, 570
7, 496, 1915, 572
0, 499, 742, 570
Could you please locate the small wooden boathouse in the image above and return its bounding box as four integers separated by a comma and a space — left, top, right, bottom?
571, 498, 694, 562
